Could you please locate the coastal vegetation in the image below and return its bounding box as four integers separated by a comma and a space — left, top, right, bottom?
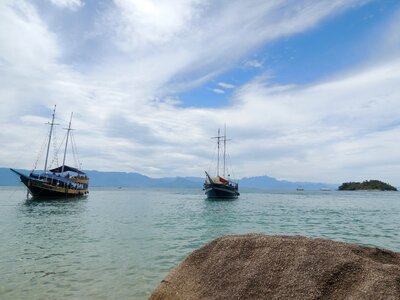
338, 180, 397, 191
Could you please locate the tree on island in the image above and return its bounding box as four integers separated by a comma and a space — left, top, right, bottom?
338, 180, 397, 191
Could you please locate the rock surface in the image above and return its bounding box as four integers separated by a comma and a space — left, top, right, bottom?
150, 234, 400, 300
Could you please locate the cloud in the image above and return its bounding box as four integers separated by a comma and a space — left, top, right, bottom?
49, 0, 84, 10
218, 82, 235, 89
0, 0, 61, 119
373, 6, 400, 62
244, 60, 263, 68
108, 0, 205, 51
4, 0, 400, 185
224, 58, 400, 183
97, 0, 368, 92
210, 82, 235, 96
211, 88, 225, 94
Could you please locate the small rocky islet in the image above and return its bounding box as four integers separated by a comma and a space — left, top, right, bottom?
338, 180, 397, 191
150, 234, 400, 300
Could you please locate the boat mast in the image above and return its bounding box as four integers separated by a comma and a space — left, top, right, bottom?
212, 129, 221, 176
223, 126, 226, 177
61, 112, 73, 174
217, 128, 220, 176
44, 105, 57, 173
222, 125, 231, 178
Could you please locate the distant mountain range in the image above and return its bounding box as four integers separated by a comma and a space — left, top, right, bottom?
0, 168, 338, 190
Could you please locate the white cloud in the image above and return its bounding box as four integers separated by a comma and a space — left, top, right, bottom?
4, 0, 400, 185
110, 0, 205, 51
50, 0, 84, 10
98, 0, 367, 89
373, 6, 400, 62
211, 88, 225, 94
224, 58, 400, 183
0, 1, 60, 67
244, 60, 263, 68
218, 82, 235, 89
0, 0, 61, 119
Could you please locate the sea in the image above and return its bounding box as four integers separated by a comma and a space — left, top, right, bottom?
0, 187, 399, 299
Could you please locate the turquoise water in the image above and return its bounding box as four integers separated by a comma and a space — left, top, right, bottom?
0, 187, 399, 299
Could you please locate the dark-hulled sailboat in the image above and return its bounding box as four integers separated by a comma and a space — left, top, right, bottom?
10, 106, 89, 199
204, 128, 239, 199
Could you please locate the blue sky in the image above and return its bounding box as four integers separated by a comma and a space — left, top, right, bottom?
1, 0, 400, 184
180, 0, 398, 107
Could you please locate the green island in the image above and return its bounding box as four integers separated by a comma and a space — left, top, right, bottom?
338, 180, 397, 191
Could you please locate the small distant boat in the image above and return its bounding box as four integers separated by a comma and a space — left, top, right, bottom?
10, 106, 89, 199
296, 187, 304, 191
204, 128, 239, 199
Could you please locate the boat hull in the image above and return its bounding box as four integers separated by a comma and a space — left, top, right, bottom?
204, 183, 239, 199
18, 173, 88, 199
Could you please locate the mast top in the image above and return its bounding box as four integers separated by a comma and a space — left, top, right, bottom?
61, 112, 74, 174
211, 128, 232, 177
63, 112, 74, 131
43, 104, 59, 173
46, 105, 59, 126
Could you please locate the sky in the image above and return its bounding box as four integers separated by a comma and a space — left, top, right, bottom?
1, 0, 400, 184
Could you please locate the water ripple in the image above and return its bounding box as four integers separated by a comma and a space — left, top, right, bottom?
0, 188, 399, 299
